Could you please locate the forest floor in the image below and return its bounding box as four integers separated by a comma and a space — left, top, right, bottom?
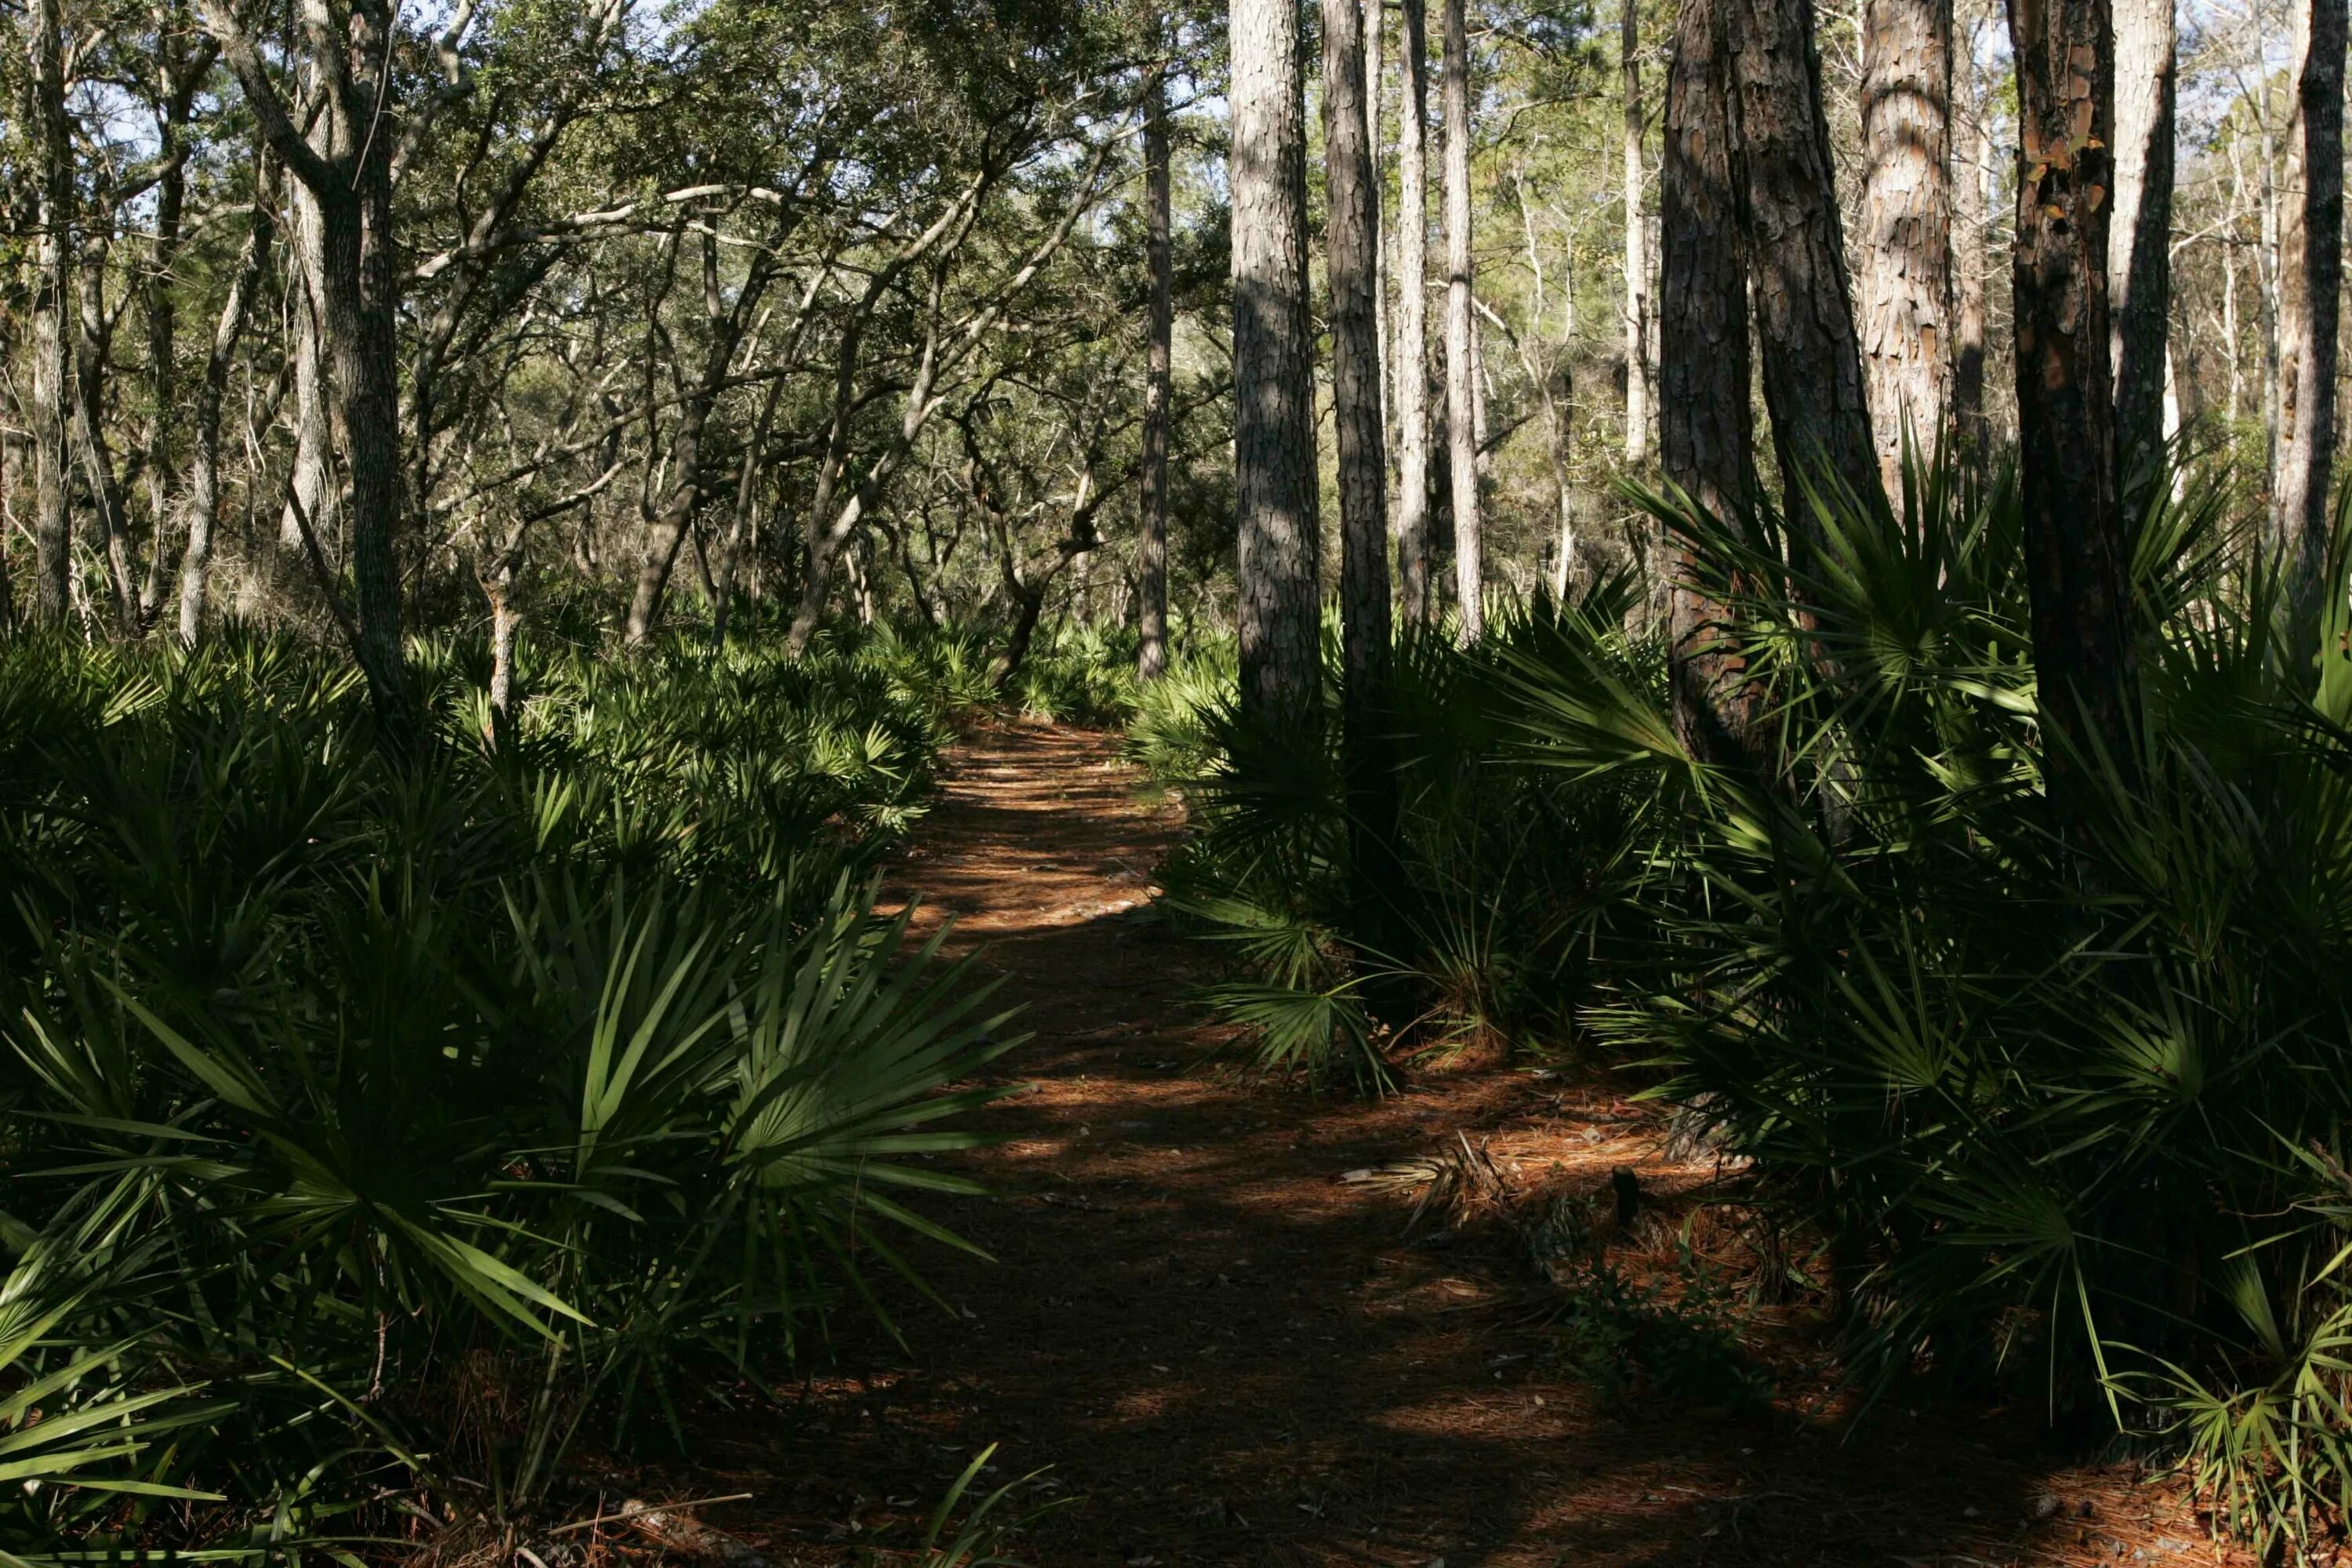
659, 720, 2246, 1568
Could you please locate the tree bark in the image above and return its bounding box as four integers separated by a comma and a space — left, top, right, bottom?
1723, 0, 1886, 519
74, 230, 142, 633
1396, 0, 1437, 623
2006, 0, 2140, 803
2276, 0, 2347, 616
178, 175, 274, 647
1859, 0, 1954, 492
1326, 0, 1406, 952
1952, 19, 1991, 445
1624, 0, 1652, 463
1442, 0, 1483, 639
2109, 0, 2176, 487
1232, 0, 1323, 731
24, 0, 74, 626
1138, 67, 1174, 681
1662, 0, 1769, 767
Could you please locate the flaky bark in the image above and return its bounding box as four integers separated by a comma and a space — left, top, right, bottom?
1952, 21, 1991, 445
1723, 0, 1886, 517
1860, 0, 1954, 490
2276, 0, 2347, 616
24, 0, 74, 625
1624, 0, 1651, 463
2110, 0, 2176, 485
1138, 68, 1174, 682
1443, 0, 1483, 638
1326, 0, 1405, 940
1232, 0, 1323, 731
1396, 0, 1437, 622
2007, 0, 2139, 801
1662, 0, 1769, 766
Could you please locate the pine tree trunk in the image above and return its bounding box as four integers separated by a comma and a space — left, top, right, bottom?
24, 0, 74, 626
1662, 0, 1769, 767
1138, 67, 1174, 682
1859, 0, 1954, 492
1232, 0, 1323, 731
2277, 0, 2347, 615
1443, 0, 1483, 639
1722, 0, 1886, 519
1952, 20, 1991, 445
2110, 0, 2177, 487
1325, 0, 1407, 960
1396, 0, 1437, 622
2007, 0, 2140, 803
1366, 0, 1392, 450
1624, 0, 1652, 463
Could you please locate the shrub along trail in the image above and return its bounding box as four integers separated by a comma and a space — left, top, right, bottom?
681, 721, 2239, 1568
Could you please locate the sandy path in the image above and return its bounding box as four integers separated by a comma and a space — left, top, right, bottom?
683, 721, 2234, 1568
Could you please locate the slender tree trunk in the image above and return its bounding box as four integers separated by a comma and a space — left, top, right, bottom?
178, 182, 274, 647
1396, 0, 1436, 622
1232, 0, 1323, 730
1139, 67, 1174, 681
1624, 0, 1652, 463
1662, 0, 1769, 766
1442, 0, 1483, 638
1952, 20, 1991, 445
24, 0, 74, 625
2007, 0, 2139, 805
2110, 0, 2176, 487
74, 234, 141, 633
1367, 0, 1392, 450
1723, 0, 1886, 519
1859, 0, 1954, 492
2277, 0, 2347, 615
1326, 0, 1406, 954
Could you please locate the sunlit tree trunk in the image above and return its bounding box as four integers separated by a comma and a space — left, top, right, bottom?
1138, 67, 1174, 682
2007, 0, 2139, 803
1442, 0, 1483, 639
178, 175, 274, 647
1396, 0, 1436, 622
1952, 20, 1991, 446
24, 0, 75, 625
1232, 0, 1322, 729
2110, 0, 2176, 488
1367, 0, 1391, 448
1661, 0, 1768, 766
1624, 0, 1651, 463
2275, 0, 2347, 615
1722, 0, 1886, 519
1859, 0, 1953, 492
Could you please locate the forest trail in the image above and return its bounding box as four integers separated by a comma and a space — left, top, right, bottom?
688, 722, 2234, 1568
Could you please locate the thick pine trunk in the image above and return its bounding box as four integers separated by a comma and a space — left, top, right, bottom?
1859, 0, 1954, 492
1232, 0, 1323, 731
1952, 22, 1991, 445
2110, 0, 2176, 487
1662, 0, 1769, 767
1442, 0, 1483, 639
2007, 0, 2139, 802
1723, 0, 1886, 519
24, 0, 74, 625
1624, 0, 1651, 463
1138, 69, 1174, 681
2276, 0, 2347, 615
1325, 0, 1406, 946
1396, 0, 1436, 622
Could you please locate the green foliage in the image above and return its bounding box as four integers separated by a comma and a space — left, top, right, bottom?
1541, 1250, 1776, 1415
0, 630, 1010, 1560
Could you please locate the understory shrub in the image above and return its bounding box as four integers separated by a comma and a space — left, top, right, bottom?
0, 630, 1012, 1563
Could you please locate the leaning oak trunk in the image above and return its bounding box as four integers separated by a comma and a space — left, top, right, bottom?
2007, 0, 2140, 818
1859, 0, 1954, 493
1232, 0, 1323, 734
1661, 0, 1771, 770
1722, 0, 1886, 521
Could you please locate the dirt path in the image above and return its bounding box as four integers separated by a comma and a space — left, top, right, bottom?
691, 722, 2233, 1568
